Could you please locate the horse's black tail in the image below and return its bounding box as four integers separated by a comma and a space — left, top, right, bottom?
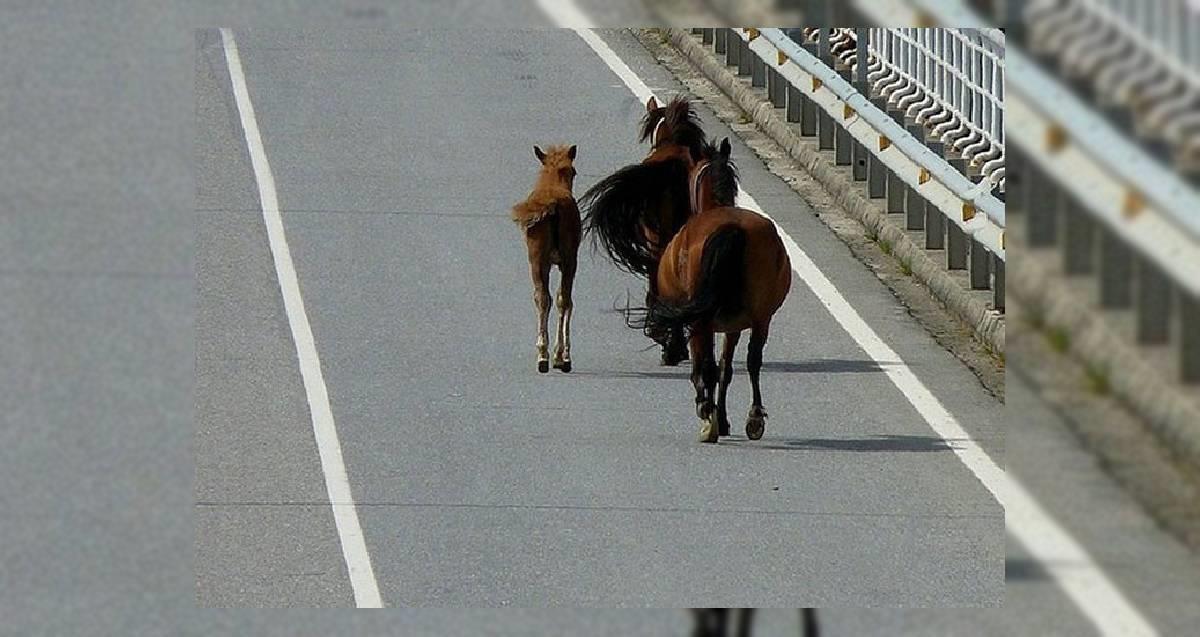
629, 224, 746, 343
580, 158, 690, 277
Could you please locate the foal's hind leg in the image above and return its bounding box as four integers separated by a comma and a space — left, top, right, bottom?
529, 258, 552, 373
552, 262, 575, 373
745, 323, 769, 440
690, 329, 720, 443
715, 332, 740, 437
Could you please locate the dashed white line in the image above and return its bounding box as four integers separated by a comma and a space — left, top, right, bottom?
539, 6, 1158, 635
219, 27, 384, 609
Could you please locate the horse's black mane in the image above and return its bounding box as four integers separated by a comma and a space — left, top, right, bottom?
638, 96, 707, 161
698, 140, 739, 208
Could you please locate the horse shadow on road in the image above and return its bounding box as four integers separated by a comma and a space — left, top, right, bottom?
732, 434, 957, 453
573, 358, 892, 381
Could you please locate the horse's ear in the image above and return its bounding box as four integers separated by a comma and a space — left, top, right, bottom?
534, 145, 546, 163
646, 96, 659, 112
719, 137, 732, 159
567, 145, 577, 161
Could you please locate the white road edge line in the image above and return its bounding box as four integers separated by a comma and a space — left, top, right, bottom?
219, 28, 384, 609
541, 8, 1158, 636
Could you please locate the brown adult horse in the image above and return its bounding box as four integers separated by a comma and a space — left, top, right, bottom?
512, 144, 581, 373
581, 96, 707, 365
631, 139, 791, 442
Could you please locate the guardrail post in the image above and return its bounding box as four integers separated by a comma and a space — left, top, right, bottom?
1183, 293, 1200, 383
1006, 150, 1023, 217
993, 257, 1005, 312
768, 66, 786, 108
905, 186, 925, 230
867, 154, 886, 197
1063, 198, 1094, 275
835, 125, 852, 165
738, 35, 754, 76
970, 239, 991, 290
925, 205, 944, 249
947, 223, 968, 270
726, 29, 740, 68
786, 84, 802, 123
1027, 172, 1058, 247
752, 53, 767, 88
715, 27, 727, 55
852, 140, 868, 180
818, 109, 835, 150
1099, 229, 1133, 308
702, 29, 714, 45
1137, 259, 1171, 345
800, 90, 818, 136
886, 169, 904, 214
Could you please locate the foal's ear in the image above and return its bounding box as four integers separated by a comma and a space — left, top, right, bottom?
534, 145, 546, 163
719, 137, 732, 159
646, 96, 659, 112
567, 145, 577, 161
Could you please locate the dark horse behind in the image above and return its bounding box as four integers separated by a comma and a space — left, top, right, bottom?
580, 96, 707, 366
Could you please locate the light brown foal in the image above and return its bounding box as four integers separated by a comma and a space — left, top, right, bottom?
512, 144, 582, 373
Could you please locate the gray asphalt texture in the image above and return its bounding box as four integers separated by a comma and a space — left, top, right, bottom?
5, 0, 1200, 633
196, 26, 1003, 608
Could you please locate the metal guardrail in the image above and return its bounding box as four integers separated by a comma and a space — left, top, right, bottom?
704, 26, 1005, 310
756, 28, 1007, 239
848, 0, 1200, 384
864, 28, 1006, 189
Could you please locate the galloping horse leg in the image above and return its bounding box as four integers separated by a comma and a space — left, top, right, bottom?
689, 608, 729, 637
690, 327, 720, 443
734, 608, 755, 637
715, 332, 740, 437
552, 262, 575, 373
745, 322, 770, 440
530, 258, 552, 373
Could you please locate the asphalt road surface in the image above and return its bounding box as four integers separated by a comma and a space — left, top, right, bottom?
195, 26, 1004, 608
5, 1, 1200, 633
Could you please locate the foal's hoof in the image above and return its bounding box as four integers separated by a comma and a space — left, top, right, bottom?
699, 413, 720, 444
537, 360, 549, 373
554, 360, 572, 373
744, 417, 763, 441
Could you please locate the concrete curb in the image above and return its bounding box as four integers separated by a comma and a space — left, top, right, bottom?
1010, 254, 1200, 472
661, 28, 1006, 356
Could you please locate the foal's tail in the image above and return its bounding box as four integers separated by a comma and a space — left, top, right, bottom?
632, 224, 746, 342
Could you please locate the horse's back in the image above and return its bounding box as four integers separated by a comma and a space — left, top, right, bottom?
514, 195, 581, 267
668, 206, 791, 330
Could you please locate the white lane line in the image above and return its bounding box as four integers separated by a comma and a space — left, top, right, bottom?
219, 28, 384, 609
542, 9, 1158, 636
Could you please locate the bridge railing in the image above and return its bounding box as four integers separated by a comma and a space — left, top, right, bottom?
834, 0, 1200, 389
703, 26, 1006, 309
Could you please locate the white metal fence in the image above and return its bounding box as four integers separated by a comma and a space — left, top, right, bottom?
1026, 0, 1200, 171
799, 28, 1007, 191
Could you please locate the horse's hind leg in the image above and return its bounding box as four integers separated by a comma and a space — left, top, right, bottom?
745, 322, 769, 440
552, 262, 575, 373
690, 328, 719, 443
715, 332, 740, 436
529, 257, 552, 373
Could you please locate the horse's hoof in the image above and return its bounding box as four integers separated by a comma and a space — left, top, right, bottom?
717, 414, 731, 437
538, 360, 549, 373
558, 361, 572, 373
746, 416, 765, 440
699, 414, 720, 443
